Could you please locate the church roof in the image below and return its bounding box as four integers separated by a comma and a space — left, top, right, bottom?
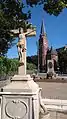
40, 19, 46, 35
51, 47, 58, 55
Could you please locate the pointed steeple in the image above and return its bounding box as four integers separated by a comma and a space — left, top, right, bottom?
40, 19, 46, 36
51, 46, 53, 51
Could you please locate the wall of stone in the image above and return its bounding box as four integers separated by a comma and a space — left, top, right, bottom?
50, 111, 67, 119
0, 79, 10, 90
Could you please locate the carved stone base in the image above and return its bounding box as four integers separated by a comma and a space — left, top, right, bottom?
39, 112, 50, 119
0, 75, 40, 119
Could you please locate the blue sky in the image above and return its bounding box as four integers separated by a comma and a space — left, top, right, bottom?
7, 4, 67, 58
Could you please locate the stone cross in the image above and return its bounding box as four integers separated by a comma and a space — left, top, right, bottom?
10, 27, 36, 75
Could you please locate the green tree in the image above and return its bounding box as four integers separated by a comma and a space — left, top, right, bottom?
9, 59, 19, 75
0, 57, 19, 76
27, 0, 67, 16
27, 62, 37, 70
58, 47, 67, 73
0, 0, 31, 55
0, 57, 7, 76
0, 0, 67, 55
27, 55, 38, 66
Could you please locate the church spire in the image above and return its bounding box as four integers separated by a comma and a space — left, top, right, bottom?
40, 19, 46, 36
38, 19, 48, 73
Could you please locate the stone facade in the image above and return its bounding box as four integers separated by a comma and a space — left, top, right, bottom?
38, 20, 48, 73
38, 21, 58, 73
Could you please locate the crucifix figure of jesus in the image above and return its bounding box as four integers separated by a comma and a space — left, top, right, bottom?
17, 28, 26, 65
10, 26, 36, 75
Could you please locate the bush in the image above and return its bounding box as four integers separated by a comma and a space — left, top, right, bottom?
0, 57, 19, 76
0, 57, 37, 77
27, 62, 37, 70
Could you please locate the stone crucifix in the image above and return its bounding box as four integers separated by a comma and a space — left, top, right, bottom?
10, 26, 36, 75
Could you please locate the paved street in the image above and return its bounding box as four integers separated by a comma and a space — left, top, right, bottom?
36, 81, 67, 119
36, 81, 67, 100
0, 81, 67, 119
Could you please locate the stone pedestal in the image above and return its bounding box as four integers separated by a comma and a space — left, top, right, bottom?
39, 112, 50, 119
47, 60, 54, 74
0, 75, 50, 119
18, 65, 26, 75
0, 75, 40, 119
47, 60, 57, 78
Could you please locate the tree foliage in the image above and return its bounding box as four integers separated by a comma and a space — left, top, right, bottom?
0, 0, 67, 55
0, 57, 19, 76
27, 62, 37, 70
27, 55, 38, 67
27, 0, 67, 16
58, 47, 67, 73
0, 56, 37, 76
0, 0, 31, 55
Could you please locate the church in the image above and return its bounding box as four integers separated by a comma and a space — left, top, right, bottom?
38, 20, 58, 73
